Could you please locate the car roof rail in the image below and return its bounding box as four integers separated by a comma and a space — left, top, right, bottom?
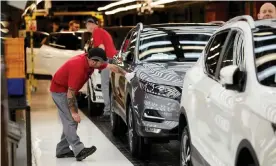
224, 15, 255, 28
208, 21, 225, 25
255, 18, 276, 27
136, 22, 144, 31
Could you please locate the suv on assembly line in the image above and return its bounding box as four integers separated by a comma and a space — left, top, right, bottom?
179, 16, 276, 166
109, 23, 220, 158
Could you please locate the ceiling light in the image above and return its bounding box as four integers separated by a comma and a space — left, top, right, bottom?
151, 0, 178, 6
98, 0, 136, 11
105, 4, 142, 15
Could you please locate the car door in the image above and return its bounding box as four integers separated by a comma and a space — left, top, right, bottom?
39, 33, 84, 76
111, 28, 137, 118
192, 30, 231, 166
206, 29, 246, 166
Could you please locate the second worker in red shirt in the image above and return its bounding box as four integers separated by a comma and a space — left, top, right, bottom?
85, 16, 118, 119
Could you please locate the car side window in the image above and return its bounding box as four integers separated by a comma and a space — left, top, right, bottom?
219, 31, 237, 69
57, 33, 81, 50
126, 30, 137, 61
205, 31, 229, 78
233, 31, 245, 71
46, 34, 60, 47
218, 30, 245, 72
46, 33, 81, 50
120, 29, 136, 62
25, 32, 48, 48
121, 31, 134, 53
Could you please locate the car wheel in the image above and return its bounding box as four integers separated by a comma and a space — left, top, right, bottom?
127, 101, 151, 159
87, 81, 103, 116
180, 126, 192, 166
110, 91, 126, 136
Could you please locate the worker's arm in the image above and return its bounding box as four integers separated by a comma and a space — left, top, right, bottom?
106, 64, 135, 82
67, 66, 82, 123
67, 87, 80, 123
106, 64, 127, 75
67, 87, 78, 114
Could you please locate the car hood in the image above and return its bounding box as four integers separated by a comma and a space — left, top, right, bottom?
134, 62, 195, 87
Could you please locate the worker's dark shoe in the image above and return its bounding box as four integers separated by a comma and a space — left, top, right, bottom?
97, 112, 110, 121
76, 146, 97, 161
56, 150, 75, 158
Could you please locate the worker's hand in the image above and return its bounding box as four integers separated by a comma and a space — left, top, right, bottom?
72, 112, 81, 123
125, 72, 135, 82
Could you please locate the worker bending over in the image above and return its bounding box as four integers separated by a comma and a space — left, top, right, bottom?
50, 48, 134, 161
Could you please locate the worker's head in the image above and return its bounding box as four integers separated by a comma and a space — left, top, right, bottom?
69, 20, 80, 31
87, 48, 107, 68
85, 16, 99, 33
258, 2, 276, 20
52, 18, 61, 32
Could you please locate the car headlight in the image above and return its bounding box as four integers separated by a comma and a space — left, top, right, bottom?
139, 79, 182, 100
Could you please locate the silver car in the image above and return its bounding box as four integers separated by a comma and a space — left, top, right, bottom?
109, 23, 220, 159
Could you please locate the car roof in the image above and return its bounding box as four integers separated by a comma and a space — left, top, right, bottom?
148, 23, 221, 27
142, 23, 219, 32
141, 23, 219, 35
254, 19, 276, 29
221, 16, 276, 30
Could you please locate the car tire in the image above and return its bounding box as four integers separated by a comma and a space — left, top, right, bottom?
87, 81, 103, 116
127, 101, 151, 159
110, 91, 126, 136
180, 126, 193, 166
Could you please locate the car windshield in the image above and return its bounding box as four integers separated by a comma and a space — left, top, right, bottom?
254, 27, 276, 87
138, 27, 213, 62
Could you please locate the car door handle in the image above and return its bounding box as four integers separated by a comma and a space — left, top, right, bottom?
206, 95, 211, 102
188, 84, 194, 90
206, 95, 211, 108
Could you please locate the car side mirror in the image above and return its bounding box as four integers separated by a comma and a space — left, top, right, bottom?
220, 65, 246, 92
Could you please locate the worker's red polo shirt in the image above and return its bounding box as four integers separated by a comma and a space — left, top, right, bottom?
93, 28, 117, 59
50, 53, 107, 93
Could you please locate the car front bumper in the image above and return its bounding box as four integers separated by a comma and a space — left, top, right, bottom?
133, 93, 180, 139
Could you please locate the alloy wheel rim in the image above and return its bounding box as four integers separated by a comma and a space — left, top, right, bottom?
128, 106, 133, 152
181, 134, 191, 166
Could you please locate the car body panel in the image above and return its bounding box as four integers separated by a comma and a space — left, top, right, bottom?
180, 19, 276, 166
26, 47, 50, 75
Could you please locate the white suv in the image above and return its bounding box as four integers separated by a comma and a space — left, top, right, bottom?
179, 16, 276, 166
